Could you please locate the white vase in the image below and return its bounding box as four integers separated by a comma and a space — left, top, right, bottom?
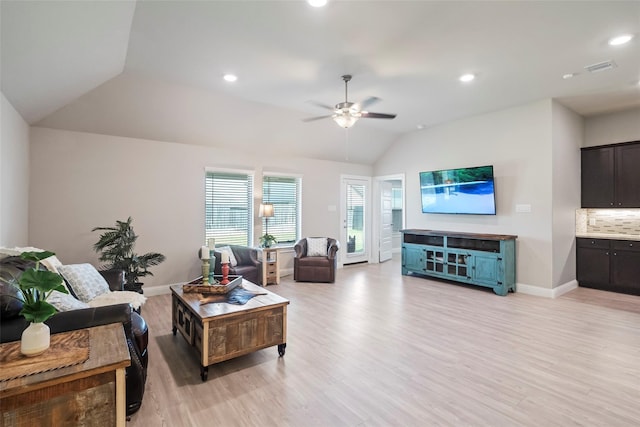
21, 322, 50, 357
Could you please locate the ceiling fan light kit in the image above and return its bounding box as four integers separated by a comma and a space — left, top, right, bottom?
304, 74, 397, 129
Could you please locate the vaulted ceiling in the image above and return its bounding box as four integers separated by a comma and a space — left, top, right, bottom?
2, 1, 639, 164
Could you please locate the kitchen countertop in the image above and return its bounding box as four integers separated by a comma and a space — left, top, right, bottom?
576, 232, 640, 241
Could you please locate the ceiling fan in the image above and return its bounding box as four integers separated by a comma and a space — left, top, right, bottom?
303, 75, 397, 128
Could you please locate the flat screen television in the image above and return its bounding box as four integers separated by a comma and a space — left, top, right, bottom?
419, 165, 496, 215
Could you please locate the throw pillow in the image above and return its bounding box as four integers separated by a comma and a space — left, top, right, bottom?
58, 264, 110, 303
217, 246, 238, 267
48, 290, 90, 312
306, 237, 328, 257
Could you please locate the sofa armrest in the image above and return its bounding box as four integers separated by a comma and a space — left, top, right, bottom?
0, 304, 133, 343
294, 239, 307, 258
99, 269, 125, 291
328, 239, 340, 260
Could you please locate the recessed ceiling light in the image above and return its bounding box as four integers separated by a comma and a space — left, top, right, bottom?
308, 0, 327, 7
563, 73, 576, 79
223, 74, 237, 82
459, 73, 475, 83
608, 34, 633, 46
417, 124, 426, 130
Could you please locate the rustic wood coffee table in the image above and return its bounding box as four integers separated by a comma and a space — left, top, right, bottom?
171, 280, 289, 381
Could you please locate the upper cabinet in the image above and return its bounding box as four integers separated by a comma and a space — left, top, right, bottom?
581, 141, 640, 208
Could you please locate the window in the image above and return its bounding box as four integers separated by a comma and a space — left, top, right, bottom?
205, 170, 253, 246
262, 175, 301, 245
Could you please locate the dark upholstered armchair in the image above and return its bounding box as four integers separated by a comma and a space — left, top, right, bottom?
212, 245, 262, 285
294, 237, 339, 283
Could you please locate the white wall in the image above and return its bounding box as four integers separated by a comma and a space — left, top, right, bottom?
583, 107, 640, 147
551, 101, 582, 289
29, 127, 371, 291
374, 100, 555, 291
1, 92, 30, 246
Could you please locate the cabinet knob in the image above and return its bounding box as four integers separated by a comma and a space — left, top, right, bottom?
618, 203, 622, 206
613, 252, 617, 256
605, 252, 609, 255
610, 202, 614, 206
630, 243, 634, 247
591, 240, 595, 244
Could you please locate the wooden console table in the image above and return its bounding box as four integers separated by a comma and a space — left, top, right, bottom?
401, 229, 517, 296
0, 323, 130, 427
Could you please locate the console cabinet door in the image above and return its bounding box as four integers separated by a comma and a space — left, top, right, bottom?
472, 253, 500, 286
581, 147, 615, 208
615, 143, 640, 207
402, 245, 425, 274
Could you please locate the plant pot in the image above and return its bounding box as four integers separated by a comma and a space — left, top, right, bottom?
21, 322, 50, 357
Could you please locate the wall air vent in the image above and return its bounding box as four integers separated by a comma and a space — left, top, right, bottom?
584, 60, 617, 73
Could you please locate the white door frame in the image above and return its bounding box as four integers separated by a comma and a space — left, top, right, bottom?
372, 173, 406, 264
340, 174, 372, 265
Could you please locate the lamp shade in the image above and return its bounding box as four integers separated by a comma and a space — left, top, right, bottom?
259, 203, 274, 218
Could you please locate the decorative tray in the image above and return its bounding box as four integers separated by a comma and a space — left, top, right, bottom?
183, 275, 242, 294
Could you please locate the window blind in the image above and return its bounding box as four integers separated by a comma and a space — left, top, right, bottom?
262, 175, 300, 244
205, 171, 253, 246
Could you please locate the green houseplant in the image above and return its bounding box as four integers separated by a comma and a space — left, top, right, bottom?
0, 251, 68, 356
92, 217, 166, 293
259, 233, 277, 248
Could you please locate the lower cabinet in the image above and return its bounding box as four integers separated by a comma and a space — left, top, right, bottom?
577, 238, 640, 295
401, 230, 516, 296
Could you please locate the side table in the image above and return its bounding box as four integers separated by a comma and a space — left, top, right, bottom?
0, 323, 130, 426
257, 247, 280, 286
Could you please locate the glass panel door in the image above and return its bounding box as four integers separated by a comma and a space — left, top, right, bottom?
342, 177, 369, 264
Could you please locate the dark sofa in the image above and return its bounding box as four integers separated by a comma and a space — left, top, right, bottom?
0, 257, 148, 415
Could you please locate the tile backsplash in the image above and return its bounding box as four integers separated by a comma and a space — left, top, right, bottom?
576, 209, 640, 235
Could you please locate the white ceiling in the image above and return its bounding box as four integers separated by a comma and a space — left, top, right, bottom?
2, 0, 639, 164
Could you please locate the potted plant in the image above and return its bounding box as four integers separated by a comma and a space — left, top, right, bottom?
0, 251, 68, 356
259, 233, 277, 248
92, 217, 166, 294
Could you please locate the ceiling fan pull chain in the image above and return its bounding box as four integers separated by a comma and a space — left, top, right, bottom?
345, 128, 350, 161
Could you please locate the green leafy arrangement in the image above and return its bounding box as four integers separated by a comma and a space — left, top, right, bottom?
2, 251, 68, 323
92, 217, 166, 286
259, 233, 277, 248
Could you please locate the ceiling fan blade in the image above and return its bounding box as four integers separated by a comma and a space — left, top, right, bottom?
361, 112, 397, 119
358, 96, 380, 110
302, 114, 333, 122
307, 100, 335, 111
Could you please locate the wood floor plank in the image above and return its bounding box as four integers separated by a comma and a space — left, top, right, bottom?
130, 256, 640, 426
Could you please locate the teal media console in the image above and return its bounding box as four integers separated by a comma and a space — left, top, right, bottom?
401, 229, 517, 296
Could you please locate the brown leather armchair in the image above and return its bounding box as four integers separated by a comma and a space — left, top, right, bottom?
294, 238, 339, 283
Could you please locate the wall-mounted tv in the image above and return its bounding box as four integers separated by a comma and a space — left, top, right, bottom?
419, 165, 496, 215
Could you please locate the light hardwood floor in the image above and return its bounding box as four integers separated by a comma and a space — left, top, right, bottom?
131, 256, 640, 426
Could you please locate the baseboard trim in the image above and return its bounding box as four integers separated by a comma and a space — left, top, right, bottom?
516, 280, 578, 299
144, 284, 173, 296
143, 269, 295, 296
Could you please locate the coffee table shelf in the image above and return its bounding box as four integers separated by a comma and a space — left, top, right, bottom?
171, 280, 289, 381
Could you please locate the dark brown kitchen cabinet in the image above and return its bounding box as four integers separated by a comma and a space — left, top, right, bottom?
581, 141, 640, 208
577, 238, 640, 296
